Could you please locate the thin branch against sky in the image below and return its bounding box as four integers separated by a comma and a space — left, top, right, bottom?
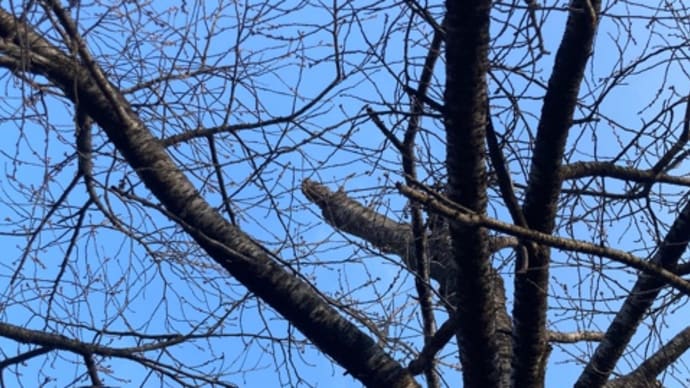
0, 1, 690, 387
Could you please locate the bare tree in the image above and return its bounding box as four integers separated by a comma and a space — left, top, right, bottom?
1, 1, 690, 387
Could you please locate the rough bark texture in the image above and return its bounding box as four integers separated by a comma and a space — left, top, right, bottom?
512, 1, 600, 386
302, 180, 514, 384
5, 2, 690, 387
0, 8, 417, 388
443, 1, 505, 386
302, 179, 455, 284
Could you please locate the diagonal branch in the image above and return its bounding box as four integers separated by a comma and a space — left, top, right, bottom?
301, 179, 518, 290
576, 83, 690, 388
399, 21, 444, 387
0, 7, 416, 387
302, 179, 514, 385
302, 179, 455, 283
0, 321, 236, 387
0, 346, 54, 370
604, 326, 690, 388
485, 101, 529, 274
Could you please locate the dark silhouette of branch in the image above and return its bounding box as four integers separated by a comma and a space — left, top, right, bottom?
513, 1, 600, 385
0, 7, 416, 388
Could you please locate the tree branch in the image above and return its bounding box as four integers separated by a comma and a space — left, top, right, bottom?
398, 21, 444, 387
577, 198, 690, 386
577, 194, 690, 388
604, 326, 690, 388
302, 178, 513, 384
0, 7, 416, 387
444, 0, 502, 385
514, 0, 601, 385
562, 161, 690, 188
397, 182, 690, 296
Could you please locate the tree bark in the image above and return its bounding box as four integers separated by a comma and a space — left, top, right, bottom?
0, 8, 417, 388
512, 1, 600, 386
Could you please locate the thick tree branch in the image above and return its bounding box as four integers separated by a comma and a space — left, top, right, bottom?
83, 353, 104, 387
0, 7, 416, 388
302, 179, 453, 283
301, 179, 519, 291
444, 0, 503, 386
407, 312, 461, 376
514, 1, 601, 386
302, 178, 513, 384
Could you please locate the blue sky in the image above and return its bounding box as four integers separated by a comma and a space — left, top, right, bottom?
1, 1, 690, 387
